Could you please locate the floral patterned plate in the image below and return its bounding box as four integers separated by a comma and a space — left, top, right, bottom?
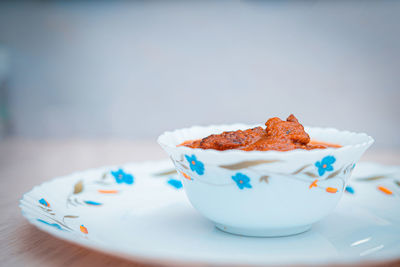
20, 160, 400, 266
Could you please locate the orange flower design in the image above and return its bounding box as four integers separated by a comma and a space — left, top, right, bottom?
98, 190, 119, 194
326, 187, 338, 193
80, 225, 88, 234
309, 179, 318, 189
181, 171, 192, 180
378, 186, 392, 195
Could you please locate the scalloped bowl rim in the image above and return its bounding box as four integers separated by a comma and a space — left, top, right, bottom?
157, 124, 375, 157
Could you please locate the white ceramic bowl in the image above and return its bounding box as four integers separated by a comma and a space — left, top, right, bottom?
157, 124, 374, 237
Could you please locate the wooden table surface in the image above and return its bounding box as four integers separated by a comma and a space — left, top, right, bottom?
1, 138, 400, 267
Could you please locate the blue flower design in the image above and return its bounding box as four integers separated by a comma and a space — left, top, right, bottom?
185, 154, 204, 175
232, 173, 252, 190
39, 198, 50, 207
37, 219, 63, 230
84, 200, 102, 206
111, 169, 134, 184
315, 156, 336, 176
167, 179, 183, 189
345, 186, 355, 194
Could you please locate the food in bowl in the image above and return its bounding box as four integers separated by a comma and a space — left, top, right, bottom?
180, 114, 341, 151
158, 115, 374, 237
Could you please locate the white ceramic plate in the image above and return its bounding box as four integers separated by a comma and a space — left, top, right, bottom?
20, 160, 400, 266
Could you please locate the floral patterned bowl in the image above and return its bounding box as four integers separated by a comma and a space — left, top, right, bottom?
157, 124, 374, 237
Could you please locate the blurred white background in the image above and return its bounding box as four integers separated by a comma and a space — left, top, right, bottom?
0, 1, 399, 148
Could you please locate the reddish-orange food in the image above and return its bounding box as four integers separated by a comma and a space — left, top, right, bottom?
179, 114, 341, 151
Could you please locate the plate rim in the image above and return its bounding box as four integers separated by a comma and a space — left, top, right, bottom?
19, 160, 400, 266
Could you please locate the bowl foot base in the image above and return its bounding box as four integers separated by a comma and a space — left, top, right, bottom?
215, 224, 311, 237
